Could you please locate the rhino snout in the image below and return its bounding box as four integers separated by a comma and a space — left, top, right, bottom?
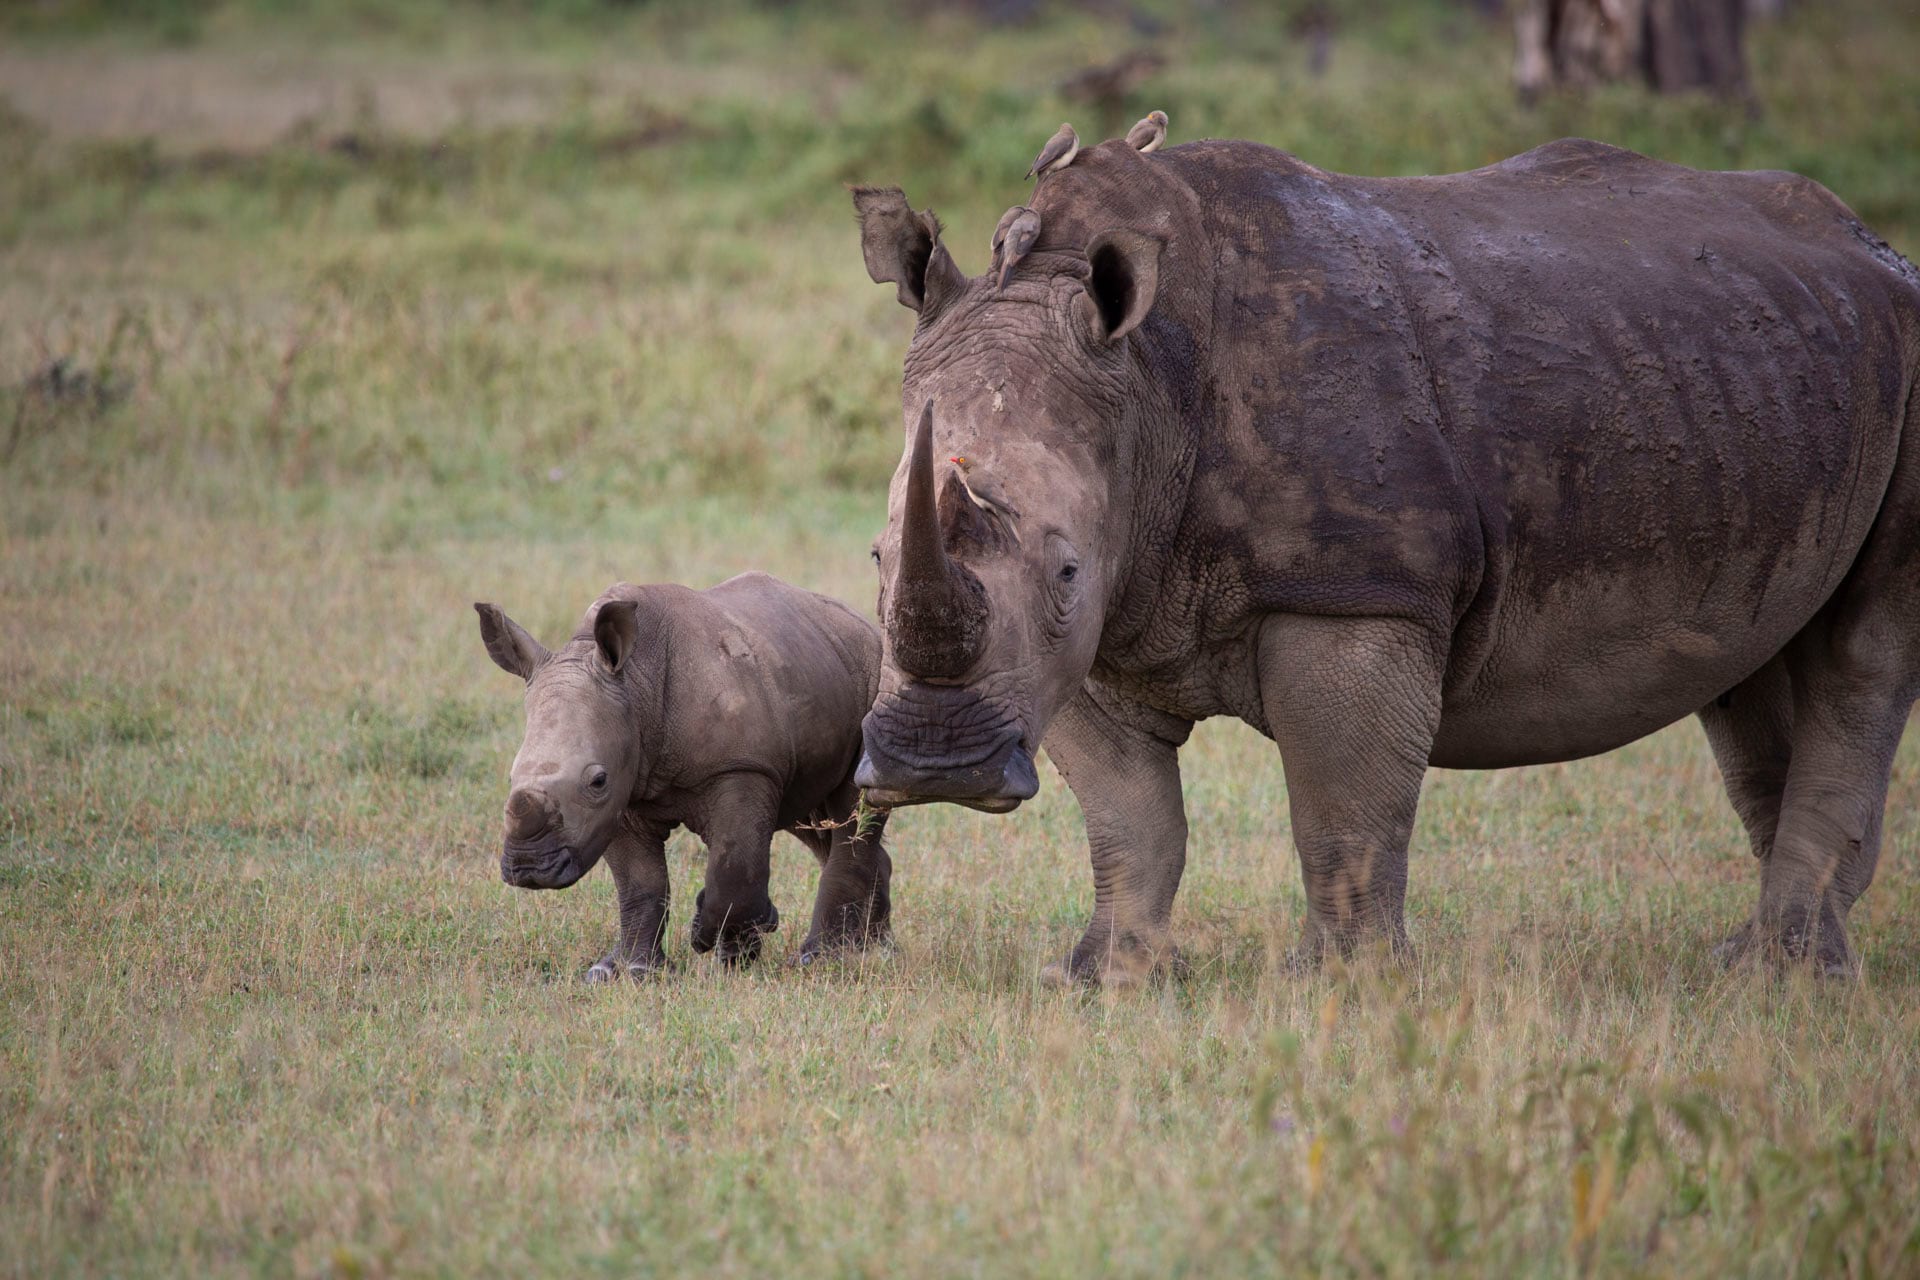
857, 684, 1037, 812
500, 845, 587, 890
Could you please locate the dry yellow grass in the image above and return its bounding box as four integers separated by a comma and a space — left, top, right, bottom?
3, 2, 1918, 1275
4, 483, 1916, 1277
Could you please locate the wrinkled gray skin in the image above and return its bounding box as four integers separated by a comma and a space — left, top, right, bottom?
476, 573, 892, 976
852, 136, 1920, 984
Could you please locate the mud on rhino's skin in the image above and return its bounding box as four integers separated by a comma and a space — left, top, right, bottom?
476, 571, 895, 973
852, 135, 1920, 983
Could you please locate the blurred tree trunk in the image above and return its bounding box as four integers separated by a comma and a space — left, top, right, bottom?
1514, 0, 1752, 103
1645, 0, 1748, 94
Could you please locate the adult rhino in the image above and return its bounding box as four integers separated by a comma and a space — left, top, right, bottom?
850, 136, 1920, 983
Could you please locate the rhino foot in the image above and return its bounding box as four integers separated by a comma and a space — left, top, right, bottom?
1712, 909, 1857, 978
1709, 920, 1755, 969
705, 930, 770, 967
795, 891, 894, 968
1040, 938, 1187, 990
689, 888, 780, 967
584, 951, 673, 983
1283, 914, 1414, 976
1280, 946, 1320, 977
1281, 939, 1415, 977
793, 926, 895, 969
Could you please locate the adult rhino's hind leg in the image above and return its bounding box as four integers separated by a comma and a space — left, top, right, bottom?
1748, 642, 1911, 976
1748, 620, 1918, 974
1746, 421, 1920, 976
1041, 683, 1194, 988
586, 821, 673, 982
1695, 655, 1795, 965
1257, 615, 1444, 965
796, 777, 894, 966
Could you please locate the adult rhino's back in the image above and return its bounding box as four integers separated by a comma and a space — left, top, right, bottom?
1167, 138, 1920, 766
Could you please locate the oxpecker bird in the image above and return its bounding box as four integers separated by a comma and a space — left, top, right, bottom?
1126, 109, 1169, 153
1025, 123, 1080, 179
992, 206, 1043, 291
990, 204, 1025, 262
949, 456, 1022, 540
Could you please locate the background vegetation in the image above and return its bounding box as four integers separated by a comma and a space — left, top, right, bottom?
2, 1, 1916, 1274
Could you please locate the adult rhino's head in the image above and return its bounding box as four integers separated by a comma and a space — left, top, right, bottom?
474, 595, 651, 889
850, 143, 1191, 811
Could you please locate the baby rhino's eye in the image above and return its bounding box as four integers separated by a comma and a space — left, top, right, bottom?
588, 768, 609, 792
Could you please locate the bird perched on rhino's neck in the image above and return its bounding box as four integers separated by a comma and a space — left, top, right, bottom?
949, 455, 1022, 541
1126, 109, 1169, 153
991, 206, 1042, 291
1025, 123, 1080, 179
989, 204, 1025, 262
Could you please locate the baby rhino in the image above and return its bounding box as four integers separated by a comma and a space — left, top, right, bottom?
474, 573, 893, 976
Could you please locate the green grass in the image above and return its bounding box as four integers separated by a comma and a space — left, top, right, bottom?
3, 1, 1919, 1275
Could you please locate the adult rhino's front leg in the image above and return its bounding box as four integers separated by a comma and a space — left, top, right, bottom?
1256, 614, 1444, 963
586, 820, 673, 982
1041, 683, 1193, 988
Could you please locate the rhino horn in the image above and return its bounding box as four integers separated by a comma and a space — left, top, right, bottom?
505, 788, 550, 840
890, 400, 989, 679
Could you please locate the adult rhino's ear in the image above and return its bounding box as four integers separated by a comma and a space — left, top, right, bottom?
852, 185, 965, 315
593, 598, 643, 676
1076, 228, 1164, 344
475, 603, 549, 681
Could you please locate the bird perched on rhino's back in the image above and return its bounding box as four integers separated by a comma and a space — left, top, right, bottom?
1025, 123, 1080, 179
1125, 109, 1169, 153
991, 206, 1042, 290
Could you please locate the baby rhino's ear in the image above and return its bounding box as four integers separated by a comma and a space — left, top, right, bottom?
474, 603, 549, 680
593, 599, 643, 676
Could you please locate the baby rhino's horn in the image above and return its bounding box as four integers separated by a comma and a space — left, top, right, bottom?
506, 789, 549, 840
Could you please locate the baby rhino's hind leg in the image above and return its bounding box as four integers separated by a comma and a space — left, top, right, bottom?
796, 777, 893, 966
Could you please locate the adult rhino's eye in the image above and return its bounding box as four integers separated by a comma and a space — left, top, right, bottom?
870, 547, 882, 566
1060, 562, 1079, 583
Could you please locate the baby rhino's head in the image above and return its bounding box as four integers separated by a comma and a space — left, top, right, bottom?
474, 595, 648, 890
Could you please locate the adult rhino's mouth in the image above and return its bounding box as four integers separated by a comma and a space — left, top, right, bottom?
855, 684, 1038, 813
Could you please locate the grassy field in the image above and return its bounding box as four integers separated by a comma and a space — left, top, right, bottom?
3, 1, 1919, 1275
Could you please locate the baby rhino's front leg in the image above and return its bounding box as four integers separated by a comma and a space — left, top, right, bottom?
687, 776, 782, 966
585, 824, 672, 982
